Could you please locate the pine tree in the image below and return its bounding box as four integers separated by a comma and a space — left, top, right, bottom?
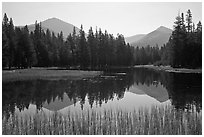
108, 34, 116, 66
33, 21, 49, 66
52, 32, 60, 66
170, 13, 184, 67
186, 9, 193, 33
78, 25, 89, 69
94, 27, 99, 68
23, 25, 36, 68
15, 27, 24, 68
67, 27, 78, 66
196, 21, 202, 32
87, 27, 95, 69
2, 13, 9, 68
116, 34, 126, 66
2, 31, 9, 68
7, 18, 16, 69
45, 29, 53, 66
104, 30, 110, 67
59, 31, 71, 67
195, 21, 202, 68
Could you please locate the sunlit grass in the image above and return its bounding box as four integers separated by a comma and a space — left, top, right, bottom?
2, 105, 202, 135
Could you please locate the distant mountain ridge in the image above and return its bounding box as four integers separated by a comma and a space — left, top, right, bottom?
22, 18, 172, 47
23, 17, 81, 39
125, 26, 172, 48
125, 34, 145, 44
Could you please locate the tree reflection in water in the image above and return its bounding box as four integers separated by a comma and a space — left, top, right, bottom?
3, 68, 202, 119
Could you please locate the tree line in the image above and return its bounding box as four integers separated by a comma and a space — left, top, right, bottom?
2, 9, 202, 70
2, 13, 133, 70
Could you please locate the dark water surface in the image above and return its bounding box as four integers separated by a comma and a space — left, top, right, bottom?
3, 68, 202, 118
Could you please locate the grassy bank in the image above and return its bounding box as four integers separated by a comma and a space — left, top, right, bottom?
2, 68, 102, 82
2, 105, 201, 135
134, 65, 202, 73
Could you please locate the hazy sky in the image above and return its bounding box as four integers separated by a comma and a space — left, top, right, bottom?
2, 2, 202, 37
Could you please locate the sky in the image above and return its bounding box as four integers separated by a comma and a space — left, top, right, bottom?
2, 2, 202, 37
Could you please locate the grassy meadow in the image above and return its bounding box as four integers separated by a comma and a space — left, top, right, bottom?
2, 105, 201, 135
2, 68, 101, 82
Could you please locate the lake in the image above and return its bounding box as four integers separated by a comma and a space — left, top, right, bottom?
3, 67, 202, 118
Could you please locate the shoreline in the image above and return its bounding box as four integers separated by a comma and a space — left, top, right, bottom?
3, 65, 202, 82
2, 68, 102, 82
134, 65, 202, 73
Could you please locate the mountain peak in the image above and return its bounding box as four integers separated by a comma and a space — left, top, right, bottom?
25, 17, 84, 40
156, 26, 172, 32
44, 17, 67, 24
157, 26, 167, 29
50, 17, 59, 20
41, 17, 80, 37
125, 26, 173, 48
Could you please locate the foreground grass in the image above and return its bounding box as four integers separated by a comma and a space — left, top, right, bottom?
2, 68, 101, 82
2, 105, 201, 135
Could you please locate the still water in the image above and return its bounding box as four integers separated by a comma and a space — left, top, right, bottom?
2, 68, 202, 118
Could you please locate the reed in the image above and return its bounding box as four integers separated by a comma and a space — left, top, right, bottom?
2, 105, 202, 135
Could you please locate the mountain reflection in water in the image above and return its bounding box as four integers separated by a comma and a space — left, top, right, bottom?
3, 68, 202, 118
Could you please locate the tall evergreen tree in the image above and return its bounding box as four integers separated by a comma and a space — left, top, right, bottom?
2, 13, 9, 68
23, 25, 36, 68
7, 18, 16, 69
78, 25, 89, 69
67, 27, 78, 66
87, 27, 95, 69
186, 9, 192, 33
94, 27, 99, 68
33, 21, 49, 66
170, 13, 184, 67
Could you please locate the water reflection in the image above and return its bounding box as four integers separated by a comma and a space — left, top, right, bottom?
2, 68, 202, 118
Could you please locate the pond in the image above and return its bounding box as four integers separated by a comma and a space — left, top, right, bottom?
3, 67, 202, 118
